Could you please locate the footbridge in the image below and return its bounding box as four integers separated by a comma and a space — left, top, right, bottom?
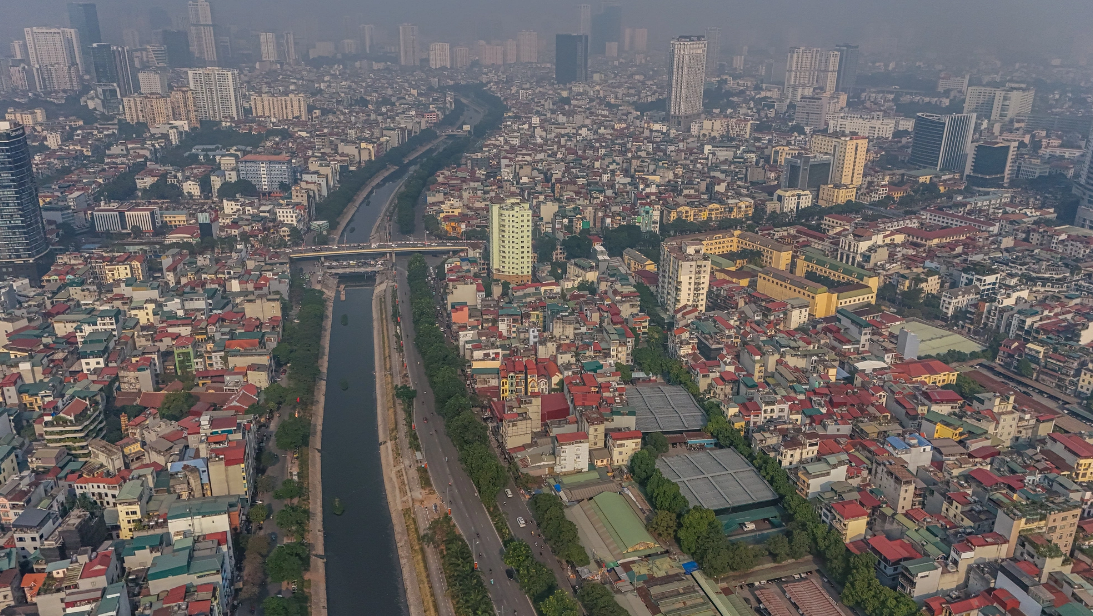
287, 241, 473, 260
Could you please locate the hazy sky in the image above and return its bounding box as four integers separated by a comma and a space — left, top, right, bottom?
2, 0, 1091, 63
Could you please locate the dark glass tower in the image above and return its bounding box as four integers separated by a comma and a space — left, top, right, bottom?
91, 43, 135, 95
67, 2, 102, 63
834, 43, 859, 93
159, 30, 193, 68
590, 4, 621, 55
555, 34, 589, 85
0, 122, 51, 282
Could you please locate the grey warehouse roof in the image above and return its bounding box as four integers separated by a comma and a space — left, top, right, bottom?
630, 384, 708, 433
656, 448, 778, 512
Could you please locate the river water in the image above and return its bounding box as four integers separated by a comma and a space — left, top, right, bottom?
321, 168, 412, 616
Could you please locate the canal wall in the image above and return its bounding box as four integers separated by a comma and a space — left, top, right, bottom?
308, 276, 335, 616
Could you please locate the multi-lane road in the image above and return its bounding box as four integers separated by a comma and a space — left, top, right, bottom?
391, 257, 573, 616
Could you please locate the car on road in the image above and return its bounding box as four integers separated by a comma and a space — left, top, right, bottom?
505, 489, 513, 498
269, 532, 277, 545
517, 517, 526, 528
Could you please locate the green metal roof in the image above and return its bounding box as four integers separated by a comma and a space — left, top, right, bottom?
588, 492, 659, 554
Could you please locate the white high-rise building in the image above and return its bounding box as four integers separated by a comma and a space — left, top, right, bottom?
399, 24, 418, 66
704, 27, 720, 78
259, 32, 278, 62
283, 32, 297, 63
517, 31, 538, 63
188, 0, 217, 64
24, 27, 83, 91
360, 25, 375, 54
454, 46, 470, 69
137, 69, 168, 95
632, 28, 647, 52
578, 4, 592, 37
658, 240, 711, 313
963, 85, 1035, 122
667, 36, 707, 131
489, 199, 533, 283
187, 68, 242, 120
1072, 132, 1093, 229
785, 47, 840, 96
429, 43, 450, 69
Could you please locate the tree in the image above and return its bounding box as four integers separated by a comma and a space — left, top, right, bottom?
265, 542, 309, 583
159, 391, 198, 421
578, 583, 630, 616
629, 449, 656, 483
647, 510, 678, 541
678, 507, 717, 554
275, 504, 309, 538
249, 504, 268, 522
562, 233, 592, 259
643, 432, 669, 457
617, 364, 632, 383
273, 479, 304, 500
255, 475, 278, 493
276, 415, 310, 450
539, 589, 581, 616
766, 534, 791, 562
218, 179, 260, 199
1018, 358, 1036, 378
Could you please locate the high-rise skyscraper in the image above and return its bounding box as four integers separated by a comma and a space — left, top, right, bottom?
0, 121, 50, 281
577, 4, 592, 37
909, 113, 976, 172
965, 141, 1017, 188
24, 27, 83, 92
429, 43, 450, 69
188, 0, 217, 65
399, 24, 418, 66
834, 43, 859, 93
1072, 125, 1093, 229
667, 36, 707, 131
360, 25, 374, 54
555, 34, 588, 85
90, 44, 135, 95
489, 199, 533, 283
632, 28, 647, 52
66, 2, 101, 69
454, 46, 470, 69
517, 31, 538, 63
704, 27, 720, 78
591, 4, 621, 55
283, 32, 297, 63
257, 33, 278, 62
187, 68, 243, 120
159, 30, 192, 68
785, 47, 840, 97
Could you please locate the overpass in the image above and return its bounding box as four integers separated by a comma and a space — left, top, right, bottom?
287, 241, 473, 260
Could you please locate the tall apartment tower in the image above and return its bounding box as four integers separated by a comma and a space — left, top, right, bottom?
834, 44, 859, 93
704, 27, 721, 78
555, 34, 589, 85
910, 113, 976, 172
810, 134, 869, 186
429, 43, 450, 69
785, 47, 840, 96
24, 28, 84, 92
187, 67, 243, 120
1073, 127, 1093, 229
188, 0, 217, 65
359, 25, 375, 54
159, 30, 192, 68
0, 122, 51, 282
489, 199, 533, 284
517, 31, 538, 63
283, 32, 297, 63
66, 2, 101, 69
667, 36, 707, 131
258, 32, 278, 62
90, 44, 135, 95
454, 46, 470, 69
399, 24, 419, 66
577, 4, 592, 37
632, 28, 647, 52
658, 240, 711, 313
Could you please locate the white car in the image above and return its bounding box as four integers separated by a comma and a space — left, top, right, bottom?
505, 489, 513, 498
517, 517, 526, 528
